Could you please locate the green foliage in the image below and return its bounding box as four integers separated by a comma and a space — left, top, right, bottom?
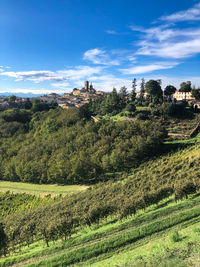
0, 192, 55, 218
0, 108, 166, 184
170, 230, 181, 242
126, 102, 136, 112
145, 80, 163, 103
179, 81, 192, 93
0, 109, 31, 123
192, 88, 200, 100
150, 102, 193, 119
8, 95, 16, 102
0, 223, 8, 257
164, 85, 176, 96
1, 143, 199, 255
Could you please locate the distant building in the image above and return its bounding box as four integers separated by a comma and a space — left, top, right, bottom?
72, 81, 96, 96
72, 89, 81, 96
136, 91, 148, 99
172, 90, 195, 101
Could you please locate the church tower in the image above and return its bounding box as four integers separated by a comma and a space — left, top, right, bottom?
85, 81, 89, 91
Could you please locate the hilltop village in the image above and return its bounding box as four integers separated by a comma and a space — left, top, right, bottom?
0, 80, 200, 110
0, 81, 108, 110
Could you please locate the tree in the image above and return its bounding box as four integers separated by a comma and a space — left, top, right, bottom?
145, 80, 163, 103
164, 85, 176, 97
130, 78, 137, 102
31, 99, 49, 112
192, 88, 200, 100
0, 223, 8, 257
9, 95, 17, 102
139, 78, 145, 100
179, 81, 192, 99
79, 103, 92, 119
103, 88, 121, 114
24, 98, 32, 109
157, 79, 162, 86
119, 86, 128, 108
126, 102, 136, 113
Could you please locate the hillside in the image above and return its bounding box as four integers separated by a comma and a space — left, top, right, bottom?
0, 107, 166, 184
1, 188, 200, 266
0, 142, 200, 266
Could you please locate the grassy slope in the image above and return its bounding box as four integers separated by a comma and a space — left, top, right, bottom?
0, 181, 88, 196
1, 194, 200, 266
0, 135, 200, 266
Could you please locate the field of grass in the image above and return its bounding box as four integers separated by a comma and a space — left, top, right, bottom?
0, 181, 88, 196
1, 193, 200, 266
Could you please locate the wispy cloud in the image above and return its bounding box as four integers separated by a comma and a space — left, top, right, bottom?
159, 2, 200, 22
83, 48, 120, 65
0, 70, 67, 83
130, 4, 200, 60
119, 62, 178, 75
106, 30, 119, 35
136, 38, 200, 59
0, 88, 67, 95
88, 74, 132, 91
0, 66, 103, 83
51, 82, 70, 88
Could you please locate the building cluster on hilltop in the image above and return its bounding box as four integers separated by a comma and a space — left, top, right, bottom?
0, 81, 108, 110
1, 80, 200, 110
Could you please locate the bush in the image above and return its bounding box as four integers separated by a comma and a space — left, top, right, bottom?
170, 230, 181, 242
126, 103, 136, 113
136, 112, 149, 120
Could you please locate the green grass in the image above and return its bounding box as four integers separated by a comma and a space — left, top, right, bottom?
1, 193, 200, 267
0, 181, 89, 196
86, 222, 200, 267
165, 132, 200, 145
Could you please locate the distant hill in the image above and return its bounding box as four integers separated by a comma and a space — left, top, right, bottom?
0, 92, 41, 98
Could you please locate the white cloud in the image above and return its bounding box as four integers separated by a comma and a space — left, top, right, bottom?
120, 62, 178, 75
127, 56, 136, 62
83, 48, 120, 65
51, 82, 70, 88
136, 38, 200, 59
130, 3, 200, 60
86, 74, 132, 91
106, 30, 119, 35
57, 66, 103, 80
0, 70, 65, 83
0, 66, 103, 83
0, 88, 67, 95
130, 24, 175, 42
160, 2, 200, 22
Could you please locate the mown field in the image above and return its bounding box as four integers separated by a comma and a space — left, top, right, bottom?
0, 181, 88, 196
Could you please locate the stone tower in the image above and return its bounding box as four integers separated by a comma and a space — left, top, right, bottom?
85, 81, 89, 91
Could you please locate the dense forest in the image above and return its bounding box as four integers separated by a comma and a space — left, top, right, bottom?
0, 106, 167, 184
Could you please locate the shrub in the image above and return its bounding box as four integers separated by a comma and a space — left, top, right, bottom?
170, 230, 181, 242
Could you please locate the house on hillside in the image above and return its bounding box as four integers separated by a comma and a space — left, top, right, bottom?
172, 90, 195, 101
136, 91, 148, 99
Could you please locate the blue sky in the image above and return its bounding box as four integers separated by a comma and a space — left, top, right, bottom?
1, 0, 200, 94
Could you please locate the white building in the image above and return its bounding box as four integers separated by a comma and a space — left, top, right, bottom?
172, 90, 195, 101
